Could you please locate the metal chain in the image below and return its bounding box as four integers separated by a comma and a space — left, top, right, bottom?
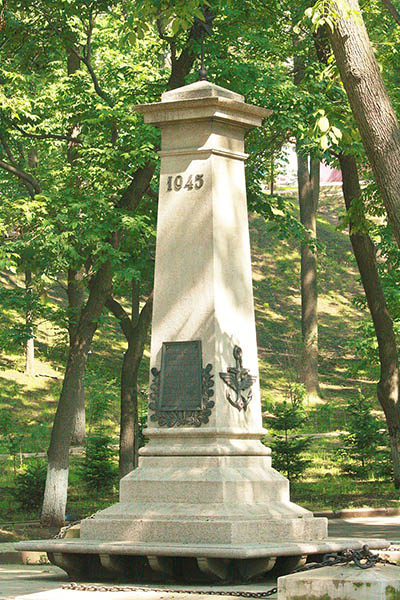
54, 514, 97, 540
61, 546, 395, 597
53, 521, 81, 540
62, 582, 277, 597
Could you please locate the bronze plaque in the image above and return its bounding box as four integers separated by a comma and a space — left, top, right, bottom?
159, 341, 203, 411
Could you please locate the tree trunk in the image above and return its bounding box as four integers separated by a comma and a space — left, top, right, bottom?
41, 261, 113, 525
297, 153, 320, 399
270, 156, 275, 196
24, 268, 35, 376
67, 268, 86, 446
64, 47, 86, 446
106, 288, 153, 479
41, 26, 200, 526
380, 0, 400, 27
328, 0, 400, 248
24, 146, 38, 377
119, 344, 138, 478
339, 153, 400, 487
120, 279, 140, 478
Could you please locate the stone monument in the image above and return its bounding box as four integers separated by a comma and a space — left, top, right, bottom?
17, 80, 387, 581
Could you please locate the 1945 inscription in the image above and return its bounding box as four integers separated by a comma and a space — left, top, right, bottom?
166, 174, 204, 192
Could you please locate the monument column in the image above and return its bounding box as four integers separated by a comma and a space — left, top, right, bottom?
143, 81, 270, 453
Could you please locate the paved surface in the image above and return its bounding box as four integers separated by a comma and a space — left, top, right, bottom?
329, 516, 400, 542
0, 565, 66, 599
0, 566, 277, 600
2, 517, 400, 599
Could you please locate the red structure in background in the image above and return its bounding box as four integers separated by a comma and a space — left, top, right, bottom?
320, 162, 342, 183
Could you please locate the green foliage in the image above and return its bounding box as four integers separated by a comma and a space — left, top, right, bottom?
337, 393, 389, 479
265, 385, 312, 481
343, 180, 400, 382
79, 432, 117, 492
0, 285, 45, 352
15, 460, 47, 509
85, 369, 119, 434
1, 0, 400, 518
138, 413, 148, 449
0, 410, 25, 459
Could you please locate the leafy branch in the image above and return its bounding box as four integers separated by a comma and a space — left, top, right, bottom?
0, 131, 41, 197
70, 12, 115, 108
12, 122, 83, 144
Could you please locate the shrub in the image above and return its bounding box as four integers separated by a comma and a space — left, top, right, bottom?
79, 432, 117, 492
15, 460, 47, 509
138, 414, 148, 449
265, 384, 311, 481
337, 393, 388, 479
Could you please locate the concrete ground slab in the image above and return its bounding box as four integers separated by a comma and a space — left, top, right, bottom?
0, 565, 66, 600
329, 516, 400, 542
15, 591, 275, 600
0, 545, 48, 566
0, 544, 49, 566
0, 565, 278, 600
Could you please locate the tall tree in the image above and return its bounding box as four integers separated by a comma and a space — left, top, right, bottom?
297, 153, 320, 399
106, 284, 153, 478
339, 153, 400, 487
66, 45, 86, 445
326, 0, 400, 247
292, 25, 322, 400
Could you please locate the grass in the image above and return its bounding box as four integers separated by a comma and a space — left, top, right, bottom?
292, 478, 400, 511
1, 184, 398, 526
290, 437, 400, 510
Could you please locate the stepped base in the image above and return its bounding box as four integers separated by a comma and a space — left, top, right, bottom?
77, 452, 327, 546
18, 448, 388, 581
80, 504, 327, 546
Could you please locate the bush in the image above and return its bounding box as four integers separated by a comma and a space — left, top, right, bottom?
138, 414, 148, 449
337, 393, 389, 479
265, 384, 311, 481
15, 460, 47, 509
79, 432, 117, 492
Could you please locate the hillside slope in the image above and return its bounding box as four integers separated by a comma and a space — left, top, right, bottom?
253, 186, 370, 422
0, 185, 370, 453
4, 185, 399, 520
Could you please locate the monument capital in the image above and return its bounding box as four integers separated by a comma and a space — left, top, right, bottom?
134, 80, 272, 129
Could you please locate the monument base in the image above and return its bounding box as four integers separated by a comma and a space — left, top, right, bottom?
16, 538, 389, 582
77, 450, 327, 547
15, 440, 390, 581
